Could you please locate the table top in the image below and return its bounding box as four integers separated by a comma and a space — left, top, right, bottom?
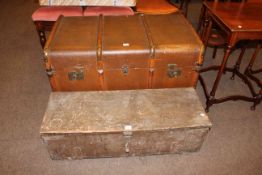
204, 2, 262, 32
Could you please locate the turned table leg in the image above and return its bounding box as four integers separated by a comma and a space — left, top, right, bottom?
206, 45, 232, 111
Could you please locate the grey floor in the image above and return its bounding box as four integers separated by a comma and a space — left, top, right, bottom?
0, 0, 261, 175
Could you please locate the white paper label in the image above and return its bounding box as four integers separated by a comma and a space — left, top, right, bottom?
79, 0, 86, 6
48, 0, 52, 5
124, 125, 132, 131
113, 0, 120, 6
200, 113, 205, 117
123, 43, 130, 47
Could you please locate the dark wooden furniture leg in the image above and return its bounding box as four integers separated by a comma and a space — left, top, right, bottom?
245, 42, 262, 81
180, 0, 190, 17
34, 21, 46, 48
231, 43, 248, 80
197, 4, 206, 34
207, 46, 232, 109
201, 18, 213, 57
34, 21, 55, 48
244, 42, 262, 107
199, 42, 262, 111
212, 46, 218, 59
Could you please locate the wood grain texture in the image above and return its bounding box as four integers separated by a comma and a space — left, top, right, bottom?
205, 2, 262, 31
40, 88, 212, 159
39, 0, 137, 6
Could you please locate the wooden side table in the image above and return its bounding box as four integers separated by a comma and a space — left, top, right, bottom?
199, 2, 262, 111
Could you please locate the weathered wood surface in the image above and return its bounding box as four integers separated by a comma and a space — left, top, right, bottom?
40, 88, 212, 160
39, 0, 136, 6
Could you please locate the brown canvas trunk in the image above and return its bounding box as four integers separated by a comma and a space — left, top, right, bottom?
40, 88, 212, 160
44, 13, 204, 91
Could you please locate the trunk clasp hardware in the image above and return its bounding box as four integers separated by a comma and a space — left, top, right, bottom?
167, 64, 181, 78
46, 66, 55, 77
68, 65, 84, 81
122, 65, 129, 76
123, 125, 133, 153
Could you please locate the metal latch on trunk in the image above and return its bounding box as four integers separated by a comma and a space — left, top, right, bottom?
46, 66, 55, 77
122, 65, 129, 76
123, 125, 133, 153
43, 49, 48, 63
167, 64, 181, 78
68, 70, 84, 81
68, 65, 85, 81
